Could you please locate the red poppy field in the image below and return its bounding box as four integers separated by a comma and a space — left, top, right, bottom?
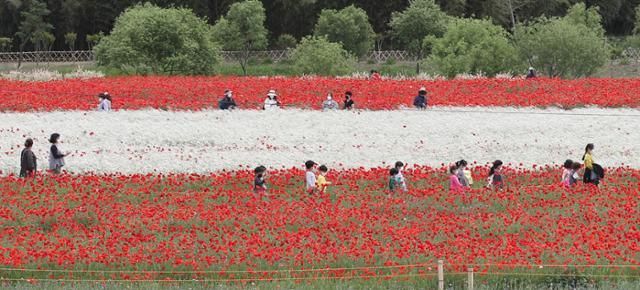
1, 76, 640, 111
0, 166, 638, 287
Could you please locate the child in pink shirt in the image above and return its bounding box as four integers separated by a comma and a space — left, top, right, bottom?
449, 165, 464, 192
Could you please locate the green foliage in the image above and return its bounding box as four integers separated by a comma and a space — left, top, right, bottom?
565, 3, 605, 37
31, 30, 54, 51
274, 34, 297, 49
86, 32, 104, 50
516, 15, 609, 78
212, 0, 268, 74
94, 3, 220, 75
313, 5, 375, 58
389, 0, 449, 58
0, 37, 12, 52
289, 36, 356, 76
635, 4, 640, 34
64, 32, 77, 50
15, 0, 53, 50
428, 18, 519, 78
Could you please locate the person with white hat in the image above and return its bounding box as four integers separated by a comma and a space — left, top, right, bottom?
263, 90, 280, 110
413, 87, 428, 109
526, 67, 537, 79
97, 92, 112, 111
322, 93, 339, 110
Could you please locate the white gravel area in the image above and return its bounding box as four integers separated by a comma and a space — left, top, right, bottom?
1, 107, 638, 175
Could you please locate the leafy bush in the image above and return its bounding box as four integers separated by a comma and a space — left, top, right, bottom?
0, 37, 12, 52
313, 5, 375, 58
289, 36, 356, 76
64, 32, 77, 50
516, 4, 609, 78
389, 0, 449, 58
274, 34, 297, 50
94, 3, 220, 75
428, 18, 519, 78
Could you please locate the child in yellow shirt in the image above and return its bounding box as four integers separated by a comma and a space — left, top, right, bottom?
316, 165, 332, 193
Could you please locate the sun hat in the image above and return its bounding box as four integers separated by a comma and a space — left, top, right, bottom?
267, 90, 277, 97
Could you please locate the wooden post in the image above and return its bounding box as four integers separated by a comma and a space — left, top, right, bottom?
467, 267, 474, 290
437, 260, 444, 290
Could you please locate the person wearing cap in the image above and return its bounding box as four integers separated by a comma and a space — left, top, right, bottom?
305, 160, 318, 194
97, 92, 112, 111
322, 93, 339, 110
264, 90, 281, 110
218, 90, 237, 110
413, 87, 428, 109
343, 91, 355, 110
526, 67, 537, 79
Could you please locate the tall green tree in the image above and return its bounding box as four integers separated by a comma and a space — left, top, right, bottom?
389, 0, 449, 72
313, 5, 375, 58
289, 36, 356, 76
429, 18, 520, 78
94, 3, 220, 75
15, 0, 53, 52
212, 0, 268, 75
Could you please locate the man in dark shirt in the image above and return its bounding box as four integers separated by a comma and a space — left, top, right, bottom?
526, 67, 537, 79
344, 91, 354, 110
413, 87, 428, 108
219, 90, 237, 110
20, 138, 37, 178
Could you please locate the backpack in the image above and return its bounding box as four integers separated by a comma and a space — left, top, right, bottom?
593, 163, 605, 179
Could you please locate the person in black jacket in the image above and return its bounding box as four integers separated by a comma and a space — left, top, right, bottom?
344, 91, 355, 110
218, 90, 237, 110
20, 138, 37, 178
413, 87, 428, 109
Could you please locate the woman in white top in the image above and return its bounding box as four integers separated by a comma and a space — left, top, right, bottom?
98, 92, 112, 111
263, 90, 280, 110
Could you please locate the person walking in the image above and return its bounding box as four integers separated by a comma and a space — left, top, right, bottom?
49, 133, 68, 175
455, 160, 471, 187
582, 143, 599, 185
413, 87, 428, 109
486, 160, 504, 189
19, 138, 37, 178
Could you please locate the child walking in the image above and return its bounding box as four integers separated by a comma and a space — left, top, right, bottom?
561, 159, 573, 186
305, 160, 317, 194
254, 165, 267, 195
486, 160, 504, 189
388, 168, 401, 195
569, 162, 581, 186
455, 160, 471, 187
449, 165, 464, 192
316, 165, 332, 194
394, 161, 408, 192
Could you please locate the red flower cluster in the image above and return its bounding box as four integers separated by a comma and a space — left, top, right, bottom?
1, 76, 639, 111
0, 166, 638, 280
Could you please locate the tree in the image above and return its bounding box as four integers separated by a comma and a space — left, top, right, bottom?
634, 4, 640, 34
274, 34, 297, 50
516, 16, 609, 78
15, 0, 53, 51
86, 32, 104, 50
31, 30, 54, 51
289, 36, 356, 76
429, 18, 520, 78
0, 37, 12, 52
389, 0, 449, 73
94, 3, 220, 75
565, 2, 605, 37
212, 0, 268, 75
64, 32, 77, 50
313, 5, 375, 58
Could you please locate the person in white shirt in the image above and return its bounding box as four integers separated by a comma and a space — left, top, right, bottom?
263, 90, 280, 110
322, 93, 339, 110
97, 92, 112, 111
305, 160, 317, 194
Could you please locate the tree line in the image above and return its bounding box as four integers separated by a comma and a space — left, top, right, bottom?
1, 0, 640, 52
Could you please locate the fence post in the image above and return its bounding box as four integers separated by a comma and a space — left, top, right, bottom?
467, 267, 474, 290
438, 260, 444, 290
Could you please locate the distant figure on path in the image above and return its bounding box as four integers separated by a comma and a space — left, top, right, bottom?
264, 90, 281, 110
322, 93, 339, 110
19, 138, 37, 178
219, 90, 237, 110
49, 133, 68, 175
526, 67, 537, 79
343, 91, 355, 110
413, 87, 428, 109
97, 92, 112, 111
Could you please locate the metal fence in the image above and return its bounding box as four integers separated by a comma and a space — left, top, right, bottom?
0, 50, 416, 64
